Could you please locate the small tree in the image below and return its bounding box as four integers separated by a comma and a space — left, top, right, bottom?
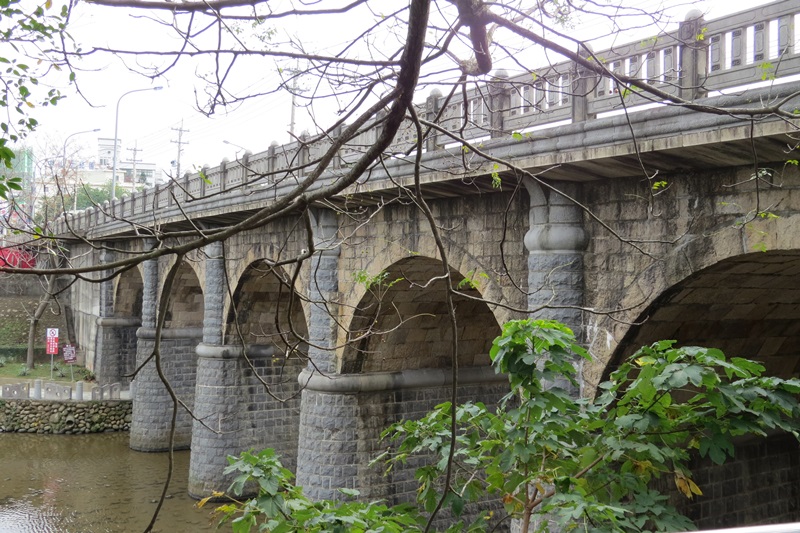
210, 320, 800, 532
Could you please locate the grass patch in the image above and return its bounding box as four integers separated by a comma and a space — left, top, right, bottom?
0, 295, 70, 364
0, 356, 92, 382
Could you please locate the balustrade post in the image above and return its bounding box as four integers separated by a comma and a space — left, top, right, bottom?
200, 165, 209, 197
330, 123, 343, 169
572, 45, 596, 123
267, 141, 277, 174
219, 159, 228, 192
299, 131, 310, 176
679, 10, 707, 100
241, 151, 251, 187
425, 88, 442, 151
489, 69, 510, 138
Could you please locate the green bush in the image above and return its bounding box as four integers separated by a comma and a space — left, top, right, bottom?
212, 320, 800, 532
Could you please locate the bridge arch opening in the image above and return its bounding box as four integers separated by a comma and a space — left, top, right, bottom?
112, 266, 143, 382
147, 260, 204, 450
217, 260, 309, 472
114, 266, 143, 318
604, 250, 800, 529
163, 261, 204, 329
224, 260, 309, 353
608, 250, 800, 380
342, 255, 501, 374
94, 266, 144, 386
332, 256, 507, 512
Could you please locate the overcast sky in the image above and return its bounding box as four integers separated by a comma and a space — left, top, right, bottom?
25, 0, 776, 181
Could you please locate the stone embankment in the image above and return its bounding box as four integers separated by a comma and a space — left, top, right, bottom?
0, 381, 132, 434
0, 399, 132, 434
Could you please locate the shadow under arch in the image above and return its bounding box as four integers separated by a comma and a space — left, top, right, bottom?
114, 266, 143, 318
602, 249, 800, 529
604, 250, 800, 381
324, 255, 508, 522
162, 260, 205, 330
341, 255, 502, 374
223, 259, 309, 354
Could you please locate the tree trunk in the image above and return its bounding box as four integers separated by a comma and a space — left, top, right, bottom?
26, 274, 57, 370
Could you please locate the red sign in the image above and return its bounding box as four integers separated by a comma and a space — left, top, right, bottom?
63, 344, 77, 364
46, 328, 59, 355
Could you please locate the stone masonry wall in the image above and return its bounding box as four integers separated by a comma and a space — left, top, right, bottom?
130, 334, 199, 451
68, 244, 101, 369
660, 433, 800, 528
581, 163, 800, 529
238, 352, 303, 472
188, 347, 304, 498
296, 379, 508, 528
337, 191, 529, 350
0, 399, 131, 433
581, 164, 800, 391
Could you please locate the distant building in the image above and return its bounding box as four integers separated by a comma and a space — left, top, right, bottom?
96, 137, 164, 190
32, 137, 165, 219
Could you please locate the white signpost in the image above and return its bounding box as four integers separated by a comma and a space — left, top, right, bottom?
46, 328, 59, 380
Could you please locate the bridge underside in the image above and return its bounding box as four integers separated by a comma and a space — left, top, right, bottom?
612, 251, 800, 379
604, 252, 800, 529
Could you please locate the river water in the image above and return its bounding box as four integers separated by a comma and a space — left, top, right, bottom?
0, 432, 218, 533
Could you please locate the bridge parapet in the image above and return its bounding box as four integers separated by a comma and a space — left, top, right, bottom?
52, 0, 800, 238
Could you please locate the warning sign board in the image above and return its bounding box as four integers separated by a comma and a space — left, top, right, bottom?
46, 328, 59, 355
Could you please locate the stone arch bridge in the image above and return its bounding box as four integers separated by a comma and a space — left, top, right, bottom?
56, 2, 800, 528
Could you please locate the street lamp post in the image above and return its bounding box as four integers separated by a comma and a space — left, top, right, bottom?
223, 139, 248, 154
111, 86, 163, 200
62, 128, 100, 212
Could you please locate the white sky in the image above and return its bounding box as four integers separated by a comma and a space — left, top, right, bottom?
23, 0, 775, 180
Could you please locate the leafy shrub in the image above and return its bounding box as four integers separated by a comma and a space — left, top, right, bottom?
211, 319, 800, 532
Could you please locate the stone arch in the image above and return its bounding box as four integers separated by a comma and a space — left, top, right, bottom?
592, 248, 800, 529
131, 258, 203, 451
94, 264, 144, 386
163, 261, 204, 329
221, 224, 313, 330
606, 250, 800, 380
114, 265, 143, 318
584, 212, 800, 392
223, 260, 309, 351
114, 265, 143, 381
341, 255, 502, 373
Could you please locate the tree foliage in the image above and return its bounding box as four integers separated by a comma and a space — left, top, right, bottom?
0, 0, 69, 197
211, 320, 800, 532
34, 180, 119, 223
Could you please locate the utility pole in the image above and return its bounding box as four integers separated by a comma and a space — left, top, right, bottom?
127, 142, 141, 186
171, 120, 189, 179
289, 61, 299, 138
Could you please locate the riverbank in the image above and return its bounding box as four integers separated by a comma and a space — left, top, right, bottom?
0, 398, 131, 434
1, 378, 132, 434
